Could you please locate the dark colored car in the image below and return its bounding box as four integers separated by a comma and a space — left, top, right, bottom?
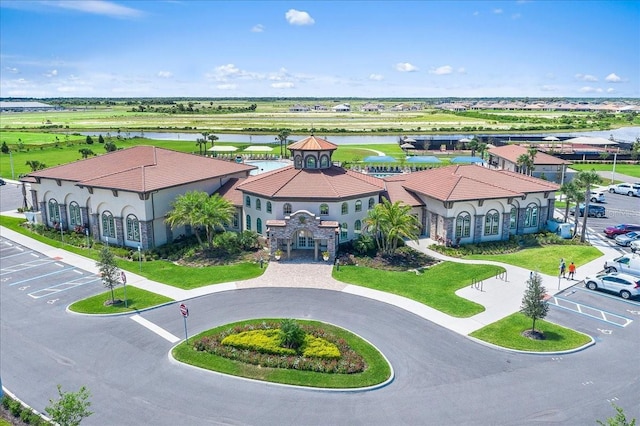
604, 224, 640, 238
0, 178, 6, 186
570, 203, 606, 218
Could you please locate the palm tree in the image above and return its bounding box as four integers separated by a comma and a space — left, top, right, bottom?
25, 160, 46, 171
195, 138, 207, 155
527, 147, 538, 176
476, 142, 488, 160
559, 181, 582, 223
364, 198, 421, 255
516, 154, 533, 175
468, 136, 480, 157
275, 129, 291, 158
575, 170, 602, 243
207, 134, 219, 151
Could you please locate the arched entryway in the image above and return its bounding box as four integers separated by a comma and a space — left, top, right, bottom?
294, 229, 314, 249
266, 210, 338, 261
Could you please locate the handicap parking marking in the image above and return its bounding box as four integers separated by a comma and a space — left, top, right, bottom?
549, 296, 633, 327
8, 266, 76, 286
28, 276, 101, 299
1, 258, 58, 275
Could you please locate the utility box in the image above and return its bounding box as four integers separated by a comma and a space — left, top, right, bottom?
558, 223, 573, 239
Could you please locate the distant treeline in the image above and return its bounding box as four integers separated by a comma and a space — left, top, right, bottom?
129, 102, 258, 114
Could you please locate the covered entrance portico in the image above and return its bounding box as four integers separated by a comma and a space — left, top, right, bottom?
267, 210, 338, 261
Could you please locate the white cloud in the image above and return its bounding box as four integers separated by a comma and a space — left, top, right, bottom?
369, 74, 384, 81
5, 67, 19, 74
216, 83, 237, 90
251, 24, 265, 32
605, 73, 621, 82
394, 62, 418, 72
157, 71, 173, 78
493, 8, 503, 14
607, 87, 615, 93
457, 67, 466, 74
44, 69, 58, 77
206, 64, 258, 81
578, 86, 603, 93
540, 85, 559, 92
271, 82, 294, 89
285, 9, 315, 26
429, 65, 453, 75
268, 68, 292, 81
511, 13, 521, 19
52, 1, 144, 18
575, 73, 598, 82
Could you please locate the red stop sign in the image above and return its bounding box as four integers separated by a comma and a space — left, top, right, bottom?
179, 303, 188, 317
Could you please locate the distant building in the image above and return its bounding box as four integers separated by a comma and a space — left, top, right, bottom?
488, 145, 571, 184
332, 103, 351, 112
0, 101, 61, 112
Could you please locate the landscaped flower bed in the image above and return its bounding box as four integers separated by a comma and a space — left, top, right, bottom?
193, 320, 365, 374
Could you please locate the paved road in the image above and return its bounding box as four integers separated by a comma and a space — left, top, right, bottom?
2, 237, 639, 425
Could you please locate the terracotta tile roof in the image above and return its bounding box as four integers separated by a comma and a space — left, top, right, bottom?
216, 178, 244, 206
237, 165, 384, 200
382, 175, 424, 206
24, 146, 256, 193
287, 135, 338, 151
489, 145, 571, 165
388, 164, 558, 203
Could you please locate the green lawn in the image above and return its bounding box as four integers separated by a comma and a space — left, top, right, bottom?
69, 286, 173, 314
570, 163, 640, 179
466, 245, 602, 276
333, 262, 503, 317
470, 312, 592, 351
172, 319, 391, 388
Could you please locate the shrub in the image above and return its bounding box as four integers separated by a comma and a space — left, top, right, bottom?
222, 329, 296, 356
303, 335, 340, 359
279, 319, 305, 350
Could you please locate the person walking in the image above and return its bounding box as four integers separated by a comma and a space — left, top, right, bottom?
568, 261, 576, 280
559, 258, 566, 278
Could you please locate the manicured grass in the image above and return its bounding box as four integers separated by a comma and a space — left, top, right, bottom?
0, 215, 265, 289
466, 245, 602, 276
333, 262, 503, 317
570, 163, 640, 179
470, 312, 592, 351
69, 286, 173, 314
172, 319, 391, 388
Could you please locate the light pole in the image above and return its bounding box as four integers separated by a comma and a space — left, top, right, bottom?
611, 151, 618, 184
138, 245, 142, 272
9, 150, 14, 180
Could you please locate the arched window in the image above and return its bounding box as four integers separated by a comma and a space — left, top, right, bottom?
509, 206, 517, 229
341, 223, 348, 241
283, 203, 292, 215
455, 212, 471, 238
69, 201, 82, 227
524, 204, 538, 227
320, 156, 329, 168
256, 199, 261, 211
48, 199, 60, 223
354, 220, 362, 234
484, 210, 500, 236
355, 200, 362, 212
294, 155, 303, 168
306, 156, 317, 168
320, 204, 329, 216
256, 218, 262, 234
246, 215, 252, 231
102, 211, 115, 238
368, 198, 375, 210
266, 202, 272, 214
126, 214, 140, 242
245, 196, 251, 207
341, 202, 348, 215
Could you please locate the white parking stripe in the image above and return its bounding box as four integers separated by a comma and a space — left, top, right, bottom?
130, 315, 180, 343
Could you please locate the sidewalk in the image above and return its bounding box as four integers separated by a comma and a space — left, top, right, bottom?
0, 209, 622, 337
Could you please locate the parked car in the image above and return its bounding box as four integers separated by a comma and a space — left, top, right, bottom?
603, 254, 640, 277
0, 178, 6, 186
631, 240, 640, 253
614, 231, 640, 247
604, 224, 640, 238
584, 272, 640, 299
608, 182, 640, 197
569, 203, 606, 218
589, 190, 606, 203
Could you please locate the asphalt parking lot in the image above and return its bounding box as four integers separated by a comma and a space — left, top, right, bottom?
0, 237, 103, 310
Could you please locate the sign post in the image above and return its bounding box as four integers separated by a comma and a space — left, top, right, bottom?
180, 303, 189, 343
120, 271, 128, 308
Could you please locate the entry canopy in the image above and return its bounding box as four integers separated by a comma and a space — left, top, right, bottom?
208, 145, 238, 152
244, 145, 274, 152
363, 155, 398, 163
451, 156, 485, 164
562, 136, 618, 146
400, 142, 416, 149
405, 156, 442, 164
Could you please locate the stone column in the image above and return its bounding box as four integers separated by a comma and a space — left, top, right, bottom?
80, 206, 89, 228
444, 217, 454, 241
473, 214, 484, 243
140, 220, 154, 249
31, 190, 39, 211
115, 216, 124, 246
539, 206, 549, 231
39, 201, 47, 222
90, 213, 100, 241
501, 212, 511, 240
517, 207, 527, 235
430, 212, 438, 240
58, 204, 68, 230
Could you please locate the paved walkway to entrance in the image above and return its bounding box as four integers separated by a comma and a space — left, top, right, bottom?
0, 211, 624, 336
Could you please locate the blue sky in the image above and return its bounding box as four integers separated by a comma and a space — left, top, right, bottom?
1, 1, 638, 98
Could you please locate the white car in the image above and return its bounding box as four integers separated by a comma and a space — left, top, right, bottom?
609, 183, 640, 197
584, 272, 640, 299
631, 240, 640, 253
614, 231, 640, 247
589, 191, 605, 203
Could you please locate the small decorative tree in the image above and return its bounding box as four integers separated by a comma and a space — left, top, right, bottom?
96, 247, 121, 305
279, 319, 305, 350
596, 403, 637, 426
45, 384, 93, 426
520, 272, 549, 339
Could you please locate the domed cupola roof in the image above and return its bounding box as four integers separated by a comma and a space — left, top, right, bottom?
288, 135, 338, 170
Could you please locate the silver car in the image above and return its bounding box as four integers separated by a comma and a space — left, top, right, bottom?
584, 272, 640, 299
614, 231, 640, 247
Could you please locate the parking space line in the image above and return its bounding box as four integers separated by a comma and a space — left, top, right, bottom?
0, 251, 33, 260
130, 315, 180, 343
1, 258, 55, 274
549, 296, 633, 327
27, 276, 101, 298
8, 267, 76, 286
572, 286, 640, 307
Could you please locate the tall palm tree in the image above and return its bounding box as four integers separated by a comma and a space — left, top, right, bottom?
575, 170, 602, 243
275, 129, 291, 158
195, 138, 207, 155
468, 137, 480, 157
527, 147, 538, 176
364, 198, 420, 255
207, 134, 219, 151
559, 181, 582, 223
516, 154, 533, 175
